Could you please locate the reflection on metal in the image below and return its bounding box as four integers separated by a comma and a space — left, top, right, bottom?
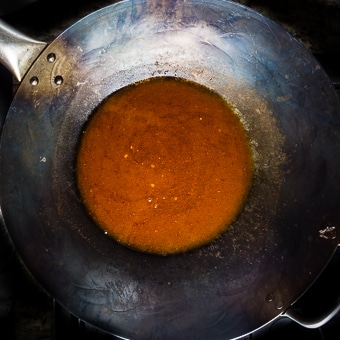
319, 226, 337, 240
0, 18, 46, 81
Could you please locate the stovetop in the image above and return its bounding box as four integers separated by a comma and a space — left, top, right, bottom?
1, 0, 340, 339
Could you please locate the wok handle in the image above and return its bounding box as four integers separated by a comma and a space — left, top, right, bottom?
0, 18, 46, 82
285, 297, 340, 328
285, 244, 340, 328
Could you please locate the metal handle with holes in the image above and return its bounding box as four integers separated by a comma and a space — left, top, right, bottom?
285, 244, 340, 328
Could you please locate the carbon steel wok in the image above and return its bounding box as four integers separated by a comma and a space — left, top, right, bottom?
1, 0, 340, 339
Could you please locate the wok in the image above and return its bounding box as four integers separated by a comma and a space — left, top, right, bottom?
1, 0, 340, 338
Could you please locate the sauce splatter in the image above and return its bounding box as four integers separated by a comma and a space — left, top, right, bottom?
76, 77, 253, 255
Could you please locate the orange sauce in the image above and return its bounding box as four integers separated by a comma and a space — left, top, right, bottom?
76, 77, 253, 255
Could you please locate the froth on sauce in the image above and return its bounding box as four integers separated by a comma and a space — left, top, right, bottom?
76, 77, 253, 255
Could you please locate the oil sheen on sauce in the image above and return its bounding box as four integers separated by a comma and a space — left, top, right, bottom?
76, 77, 253, 255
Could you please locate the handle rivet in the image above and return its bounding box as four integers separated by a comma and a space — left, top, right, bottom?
47, 53, 56, 63
29, 76, 39, 86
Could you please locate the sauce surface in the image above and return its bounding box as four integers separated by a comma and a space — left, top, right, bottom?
76, 77, 253, 255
